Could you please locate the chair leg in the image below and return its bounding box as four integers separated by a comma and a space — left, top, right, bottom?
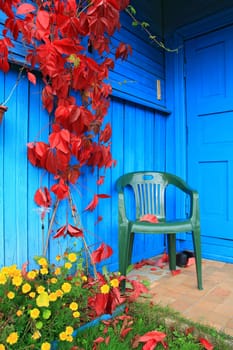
118, 225, 134, 291
192, 228, 203, 290
167, 234, 176, 270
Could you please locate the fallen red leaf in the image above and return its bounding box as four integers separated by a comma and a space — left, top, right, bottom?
199, 338, 214, 350
186, 257, 195, 267
171, 269, 181, 276
120, 327, 133, 338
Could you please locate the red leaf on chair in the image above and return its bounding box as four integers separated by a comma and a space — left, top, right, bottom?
139, 214, 159, 223
199, 338, 214, 350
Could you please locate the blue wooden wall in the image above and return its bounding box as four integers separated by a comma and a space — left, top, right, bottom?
0, 11, 168, 270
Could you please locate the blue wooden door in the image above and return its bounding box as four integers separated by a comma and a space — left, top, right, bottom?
185, 25, 233, 262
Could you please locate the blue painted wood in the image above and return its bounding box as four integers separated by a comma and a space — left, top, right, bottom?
185, 25, 233, 261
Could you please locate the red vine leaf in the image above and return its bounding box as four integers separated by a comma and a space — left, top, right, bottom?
53, 225, 66, 239
67, 224, 83, 238
34, 187, 51, 207
91, 243, 113, 263
27, 71, 36, 85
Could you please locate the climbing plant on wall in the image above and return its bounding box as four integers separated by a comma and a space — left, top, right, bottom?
0, 0, 132, 259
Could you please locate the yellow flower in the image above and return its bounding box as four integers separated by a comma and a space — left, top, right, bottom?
29, 291, 36, 298
59, 331, 67, 341
12, 276, 23, 286
16, 310, 23, 317
100, 284, 110, 294
64, 262, 72, 269
73, 311, 80, 318
36, 292, 50, 307
50, 277, 57, 284
54, 267, 61, 276
30, 308, 40, 319
37, 285, 45, 294
38, 257, 48, 266
0, 344, 6, 350
48, 292, 57, 302
61, 282, 71, 293
55, 255, 61, 261
6, 332, 18, 345
40, 267, 49, 275
7, 291, 15, 299
65, 326, 74, 335
0, 273, 7, 285
82, 275, 87, 282
68, 253, 77, 262
27, 270, 37, 280
66, 335, 73, 342
41, 342, 51, 350
69, 302, 78, 311
32, 331, 41, 340
55, 289, 63, 298
22, 283, 31, 294
110, 278, 120, 288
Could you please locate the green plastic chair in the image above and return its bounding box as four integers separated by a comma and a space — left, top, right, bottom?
116, 171, 203, 290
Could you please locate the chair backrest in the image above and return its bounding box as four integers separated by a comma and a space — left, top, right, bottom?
117, 172, 170, 220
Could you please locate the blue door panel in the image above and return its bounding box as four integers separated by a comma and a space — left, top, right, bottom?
185, 25, 233, 261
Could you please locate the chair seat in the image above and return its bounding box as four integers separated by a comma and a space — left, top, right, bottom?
129, 219, 194, 234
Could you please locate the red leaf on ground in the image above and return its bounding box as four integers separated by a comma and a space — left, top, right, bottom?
186, 257, 195, 267
199, 338, 214, 350
139, 330, 167, 343
120, 327, 133, 338
171, 269, 181, 276
139, 214, 159, 223
150, 267, 157, 271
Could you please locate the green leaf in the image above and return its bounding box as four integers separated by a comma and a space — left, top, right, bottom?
141, 22, 150, 28
127, 5, 136, 15
132, 21, 138, 27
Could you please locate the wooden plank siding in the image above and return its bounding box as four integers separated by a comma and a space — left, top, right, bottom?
0, 12, 168, 270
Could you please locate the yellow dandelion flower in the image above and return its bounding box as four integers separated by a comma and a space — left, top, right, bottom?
110, 278, 120, 288
32, 330, 41, 340
16, 309, 23, 317
7, 291, 15, 299
22, 283, 31, 294
30, 308, 40, 319
50, 277, 57, 284
82, 275, 87, 282
55, 289, 63, 298
69, 302, 78, 311
37, 285, 45, 294
73, 311, 80, 318
6, 332, 18, 345
12, 276, 23, 287
100, 284, 110, 294
48, 292, 57, 302
54, 267, 61, 276
0, 344, 6, 350
68, 253, 77, 263
27, 270, 37, 280
65, 326, 74, 335
61, 282, 71, 293
64, 262, 72, 269
59, 331, 67, 341
29, 291, 36, 298
66, 335, 73, 342
36, 292, 50, 307
40, 267, 49, 275
38, 257, 48, 266
55, 255, 61, 261
41, 342, 51, 350
0, 273, 7, 285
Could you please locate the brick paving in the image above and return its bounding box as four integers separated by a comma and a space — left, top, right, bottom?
129, 258, 233, 336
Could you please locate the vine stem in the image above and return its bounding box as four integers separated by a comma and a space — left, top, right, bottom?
43, 198, 60, 257
68, 191, 98, 279
1, 67, 25, 106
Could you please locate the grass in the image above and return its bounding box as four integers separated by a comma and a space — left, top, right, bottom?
74, 302, 233, 349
